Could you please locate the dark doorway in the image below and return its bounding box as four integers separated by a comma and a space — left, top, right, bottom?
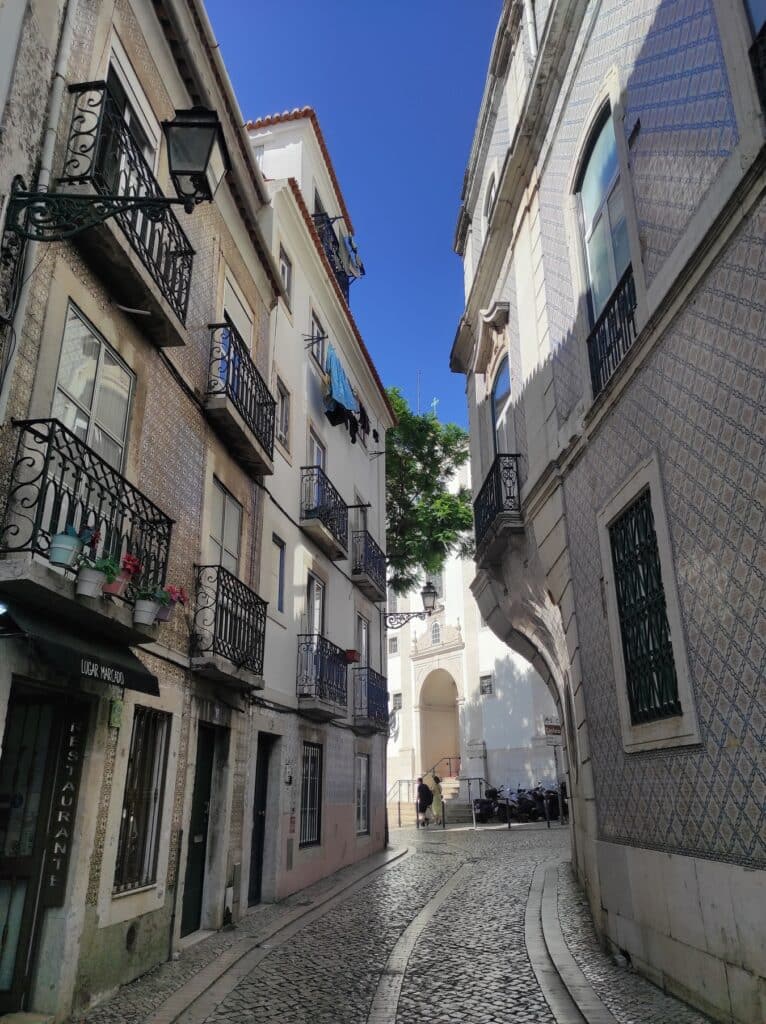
181, 723, 215, 936
0, 691, 87, 1012
248, 735, 274, 905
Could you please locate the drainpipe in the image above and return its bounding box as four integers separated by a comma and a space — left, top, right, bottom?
0, 0, 77, 420
523, 0, 538, 62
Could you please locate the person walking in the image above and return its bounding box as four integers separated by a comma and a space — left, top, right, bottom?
431, 775, 443, 825
416, 776, 433, 828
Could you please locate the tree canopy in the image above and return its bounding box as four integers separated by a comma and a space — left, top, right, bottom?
385, 387, 473, 594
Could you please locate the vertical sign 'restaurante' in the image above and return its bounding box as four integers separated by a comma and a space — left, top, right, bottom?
42, 707, 88, 907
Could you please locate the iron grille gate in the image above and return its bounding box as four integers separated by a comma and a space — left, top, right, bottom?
609, 489, 681, 724
299, 742, 322, 847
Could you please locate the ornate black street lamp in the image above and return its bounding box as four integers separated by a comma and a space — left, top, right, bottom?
4, 106, 230, 242
385, 581, 438, 629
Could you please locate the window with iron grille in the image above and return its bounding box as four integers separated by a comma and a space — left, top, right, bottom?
609, 489, 681, 724
355, 754, 369, 835
392, 692, 403, 711
114, 706, 171, 893
300, 742, 322, 847
388, 636, 398, 655
480, 674, 493, 696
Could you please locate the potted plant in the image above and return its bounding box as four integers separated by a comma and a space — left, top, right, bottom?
133, 585, 166, 627
75, 555, 119, 599
49, 524, 99, 568
102, 553, 142, 598
155, 585, 189, 622
345, 649, 360, 664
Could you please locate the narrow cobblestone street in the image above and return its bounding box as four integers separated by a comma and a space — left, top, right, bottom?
76, 824, 716, 1024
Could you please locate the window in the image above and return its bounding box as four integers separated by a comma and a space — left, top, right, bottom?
308, 428, 326, 470
114, 707, 170, 893
53, 305, 134, 470
310, 310, 326, 368
484, 173, 496, 227
307, 573, 325, 635
431, 622, 441, 645
387, 587, 397, 612
300, 742, 322, 846
490, 356, 511, 454
223, 275, 253, 348
105, 59, 157, 166
354, 754, 369, 835
480, 674, 494, 696
388, 636, 399, 655
392, 692, 403, 711
356, 614, 370, 667
279, 246, 292, 303
576, 109, 630, 320
253, 144, 265, 169
209, 479, 242, 573
608, 489, 680, 725
275, 377, 290, 450
272, 534, 286, 613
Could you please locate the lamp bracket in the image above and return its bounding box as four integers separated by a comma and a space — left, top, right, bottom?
384, 611, 427, 630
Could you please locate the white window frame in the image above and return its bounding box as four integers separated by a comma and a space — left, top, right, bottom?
107, 34, 160, 171
223, 273, 253, 349
279, 246, 292, 305
209, 478, 242, 575
310, 309, 326, 369
276, 376, 290, 451
431, 622, 441, 645
392, 692, 403, 711
307, 571, 325, 636
479, 674, 494, 697
597, 453, 699, 753
356, 613, 370, 667
388, 636, 399, 656
272, 534, 286, 614
354, 753, 369, 836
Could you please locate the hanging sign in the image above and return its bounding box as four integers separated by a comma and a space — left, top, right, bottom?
42, 707, 88, 907
544, 719, 563, 746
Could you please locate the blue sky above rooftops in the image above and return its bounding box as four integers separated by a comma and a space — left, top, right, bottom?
206, 0, 502, 428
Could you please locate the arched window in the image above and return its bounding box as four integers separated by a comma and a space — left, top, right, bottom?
575, 108, 629, 320
484, 174, 496, 226
490, 356, 511, 454
431, 622, 441, 645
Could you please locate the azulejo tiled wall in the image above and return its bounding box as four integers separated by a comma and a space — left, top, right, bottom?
563, 195, 766, 869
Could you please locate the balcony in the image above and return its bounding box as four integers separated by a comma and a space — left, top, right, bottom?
751, 23, 766, 110
312, 212, 351, 303
299, 466, 348, 560
0, 419, 172, 645
59, 82, 194, 346
352, 667, 389, 735
296, 633, 348, 721
586, 265, 638, 398
205, 323, 276, 475
190, 564, 267, 689
473, 453, 523, 564
350, 530, 386, 601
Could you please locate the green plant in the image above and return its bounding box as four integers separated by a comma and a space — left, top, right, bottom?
79, 554, 120, 581
135, 584, 168, 603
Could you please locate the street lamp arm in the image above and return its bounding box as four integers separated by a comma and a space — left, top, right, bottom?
384, 611, 426, 630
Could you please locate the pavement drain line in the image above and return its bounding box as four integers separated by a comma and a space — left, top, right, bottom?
540, 864, 618, 1024
365, 860, 475, 1024
148, 845, 413, 1024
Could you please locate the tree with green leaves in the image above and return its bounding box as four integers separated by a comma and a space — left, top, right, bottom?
385, 387, 473, 595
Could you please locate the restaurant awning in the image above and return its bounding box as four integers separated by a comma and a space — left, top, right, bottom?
4, 605, 159, 696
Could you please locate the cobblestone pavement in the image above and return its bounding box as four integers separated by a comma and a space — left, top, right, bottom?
557, 862, 714, 1024
78, 824, 715, 1024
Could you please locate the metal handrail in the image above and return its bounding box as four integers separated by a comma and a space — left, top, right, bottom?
296, 633, 348, 706
473, 453, 521, 548
311, 211, 350, 302
61, 82, 194, 323
299, 466, 348, 551
207, 322, 276, 460
191, 564, 267, 675
353, 666, 389, 728
0, 418, 173, 596
586, 264, 638, 397
351, 530, 386, 593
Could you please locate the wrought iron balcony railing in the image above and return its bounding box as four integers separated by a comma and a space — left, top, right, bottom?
296, 634, 348, 706
60, 82, 194, 323
353, 667, 389, 730
351, 530, 386, 595
207, 323, 276, 461
191, 565, 267, 676
300, 466, 348, 553
586, 265, 638, 398
473, 453, 522, 550
0, 419, 173, 596
751, 23, 766, 109
311, 212, 350, 302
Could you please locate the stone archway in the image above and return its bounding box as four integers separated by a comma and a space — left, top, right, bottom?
418, 669, 460, 776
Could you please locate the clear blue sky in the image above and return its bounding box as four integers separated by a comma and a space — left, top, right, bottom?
206, 0, 502, 427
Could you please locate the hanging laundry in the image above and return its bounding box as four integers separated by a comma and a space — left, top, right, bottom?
324, 343, 359, 414
358, 402, 370, 437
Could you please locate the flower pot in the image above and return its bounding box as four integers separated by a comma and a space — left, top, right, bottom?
76, 567, 107, 598
49, 533, 83, 568
155, 603, 174, 622
133, 599, 160, 626
102, 571, 131, 598
345, 649, 360, 664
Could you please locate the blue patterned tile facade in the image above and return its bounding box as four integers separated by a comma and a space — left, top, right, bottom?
563, 196, 766, 868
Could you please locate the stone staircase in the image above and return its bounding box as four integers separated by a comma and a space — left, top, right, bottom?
387, 774, 475, 827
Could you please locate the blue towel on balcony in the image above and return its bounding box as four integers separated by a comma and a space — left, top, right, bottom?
324, 344, 359, 414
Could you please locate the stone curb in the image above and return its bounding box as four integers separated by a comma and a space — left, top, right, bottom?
540, 862, 618, 1024
145, 845, 410, 1024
